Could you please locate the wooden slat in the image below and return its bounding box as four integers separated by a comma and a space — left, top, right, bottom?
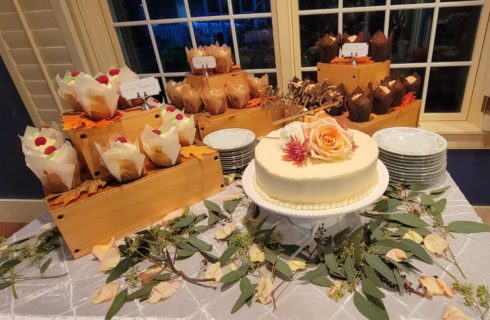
37, 109, 62, 124
48, 63, 74, 79
25, 10, 58, 30
0, 1, 15, 14
0, 13, 23, 31
9, 48, 36, 64
31, 94, 58, 110
2, 30, 29, 49
32, 28, 64, 47
40, 47, 71, 64
18, 64, 44, 80
24, 80, 50, 95
19, 0, 51, 11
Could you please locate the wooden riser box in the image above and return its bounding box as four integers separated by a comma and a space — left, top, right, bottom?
196, 107, 284, 139
334, 99, 422, 136
317, 61, 390, 94
47, 151, 224, 259
65, 108, 162, 181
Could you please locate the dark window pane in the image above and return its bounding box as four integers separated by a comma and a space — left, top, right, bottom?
433, 6, 481, 62
391, 0, 433, 4
153, 24, 192, 72
302, 71, 317, 83
425, 66, 469, 113
193, 20, 234, 51
146, 0, 186, 19
389, 9, 433, 63
188, 0, 228, 16
251, 72, 277, 87
299, 0, 337, 10
151, 77, 165, 103
235, 18, 275, 69
108, 0, 145, 22
343, 11, 384, 36
300, 14, 338, 67
390, 67, 426, 99
115, 26, 159, 74
232, 0, 271, 13
344, 0, 385, 7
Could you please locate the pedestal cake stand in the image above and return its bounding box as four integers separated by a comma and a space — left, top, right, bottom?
242, 160, 390, 256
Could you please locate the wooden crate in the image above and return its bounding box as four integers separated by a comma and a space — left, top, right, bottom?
317, 61, 390, 94
47, 149, 225, 259
334, 99, 421, 136
65, 108, 162, 180
196, 107, 284, 139
185, 69, 248, 90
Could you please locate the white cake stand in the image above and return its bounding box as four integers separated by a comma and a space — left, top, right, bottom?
242, 160, 389, 256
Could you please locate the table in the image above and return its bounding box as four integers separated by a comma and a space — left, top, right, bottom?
1, 172, 489, 320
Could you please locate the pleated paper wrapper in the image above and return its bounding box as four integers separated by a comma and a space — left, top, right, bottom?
201, 87, 227, 115
248, 74, 269, 98
182, 84, 203, 114
141, 124, 181, 167
108, 66, 141, 107
73, 74, 119, 121
226, 83, 250, 109
20, 123, 65, 154
167, 80, 186, 109
56, 71, 87, 113
161, 112, 196, 147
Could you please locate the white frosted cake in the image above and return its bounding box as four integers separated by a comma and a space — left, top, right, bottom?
254, 115, 379, 209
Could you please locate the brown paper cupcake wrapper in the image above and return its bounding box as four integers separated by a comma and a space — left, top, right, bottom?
118, 159, 141, 182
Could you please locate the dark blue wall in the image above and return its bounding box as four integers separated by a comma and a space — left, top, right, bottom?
447, 149, 490, 205
0, 57, 43, 199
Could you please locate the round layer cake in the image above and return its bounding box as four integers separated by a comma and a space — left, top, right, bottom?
254, 128, 379, 209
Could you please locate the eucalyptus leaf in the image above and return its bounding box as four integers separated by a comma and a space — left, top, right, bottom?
176, 249, 196, 259
188, 237, 212, 251
299, 264, 327, 282
362, 277, 385, 298
344, 256, 356, 287
410, 183, 429, 191
430, 198, 447, 216
324, 253, 343, 277
106, 256, 140, 283
393, 269, 405, 296
105, 288, 128, 320
310, 276, 333, 287
199, 250, 218, 263
40, 257, 52, 275
194, 214, 207, 224
274, 258, 293, 279
204, 200, 222, 213
223, 199, 241, 214
364, 253, 396, 284
0, 259, 21, 273
372, 245, 393, 255
447, 221, 490, 234
208, 211, 220, 226
219, 245, 238, 265
375, 239, 432, 264
386, 214, 428, 228
172, 215, 196, 229
177, 241, 199, 252
127, 283, 158, 301
363, 265, 381, 287
430, 186, 450, 195
420, 193, 435, 206
231, 277, 257, 313
373, 198, 401, 212
353, 291, 389, 320
0, 282, 11, 290
154, 273, 172, 281
220, 262, 249, 284
354, 238, 361, 265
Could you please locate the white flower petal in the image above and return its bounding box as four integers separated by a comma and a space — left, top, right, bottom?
91, 282, 120, 304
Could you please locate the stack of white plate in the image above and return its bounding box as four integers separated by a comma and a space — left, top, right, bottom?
373, 127, 448, 185
203, 128, 257, 173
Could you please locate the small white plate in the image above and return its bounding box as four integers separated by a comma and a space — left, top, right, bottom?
380, 157, 446, 170
204, 129, 256, 151
373, 127, 447, 156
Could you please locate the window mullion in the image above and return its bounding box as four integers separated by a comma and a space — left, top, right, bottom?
183, 0, 197, 48
384, 0, 390, 36
227, 0, 241, 67
339, 0, 343, 34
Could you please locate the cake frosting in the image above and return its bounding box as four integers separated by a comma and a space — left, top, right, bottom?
254, 118, 379, 210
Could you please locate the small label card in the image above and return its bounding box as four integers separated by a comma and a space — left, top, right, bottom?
192, 56, 216, 69
120, 77, 161, 100
341, 43, 369, 57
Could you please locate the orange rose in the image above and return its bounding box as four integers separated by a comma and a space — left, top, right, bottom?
304, 118, 353, 160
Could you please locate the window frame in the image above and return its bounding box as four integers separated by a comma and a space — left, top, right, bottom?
286, 0, 489, 122
109, 0, 277, 100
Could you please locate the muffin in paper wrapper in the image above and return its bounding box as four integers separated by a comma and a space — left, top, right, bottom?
369, 31, 393, 62
107, 66, 141, 108
20, 123, 65, 154
347, 86, 373, 123
208, 43, 233, 73
185, 47, 208, 75
182, 84, 203, 114
341, 31, 369, 44
248, 74, 269, 98
56, 71, 86, 112
167, 80, 186, 110
23, 141, 82, 195
316, 33, 341, 63
73, 73, 119, 121
141, 124, 181, 167
373, 85, 394, 115
402, 72, 421, 96
226, 83, 250, 109
202, 87, 227, 115
95, 136, 145, 183
162, 111, 196, 146
382, 77, 406, 107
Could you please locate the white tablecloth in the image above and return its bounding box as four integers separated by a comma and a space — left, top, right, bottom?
1, 172, 489, 320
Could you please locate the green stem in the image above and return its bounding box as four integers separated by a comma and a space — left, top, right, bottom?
447, 246, 467, 280
433, 259, 459, 282
14, 273, 68, 280
10, 269, 17, 299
